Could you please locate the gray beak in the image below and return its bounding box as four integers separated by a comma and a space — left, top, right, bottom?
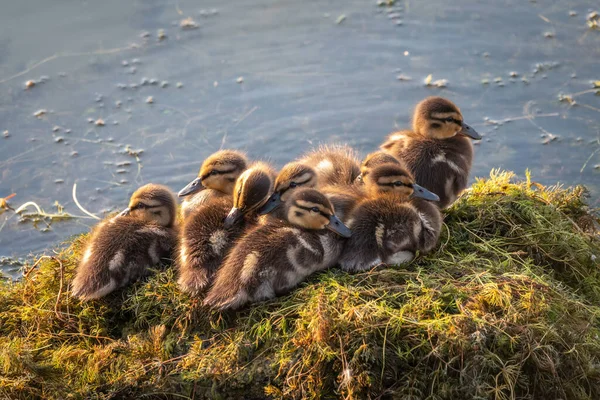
326, 215, 352, 238
223, 207, 243, 228
118, 207, 131, 217
460, 122, 482, 140
178, 177, 204, 197
258, 192, 282, 215
412, 184, 440, 202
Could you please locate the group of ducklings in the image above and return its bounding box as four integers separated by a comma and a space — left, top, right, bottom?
72, 96, 481, 310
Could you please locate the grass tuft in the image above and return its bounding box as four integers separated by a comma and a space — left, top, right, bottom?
1, 170, 599, 399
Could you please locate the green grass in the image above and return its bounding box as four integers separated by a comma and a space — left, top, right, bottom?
1, 170, 600, 399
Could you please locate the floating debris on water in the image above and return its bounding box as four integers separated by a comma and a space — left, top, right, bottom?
140, 31, 150, 38
115, 100, 122, 108
52, 126, 60, 132
176, 82, 183, 88
213, 81, 218, 87
65, 129, 71, 134
587, 11, 599, 29
54, 179, 64, 184
424, 74, 447, 88
3, 130, 9, 138
376, 0, 396, 6
161, 81, 169, 88
70, 151, 78, 157
481, 78, 490, 84
146, 96, 154, 104
149, 78, 158, 85
121, 60, 129, 67
87, 118, 94, 123
95, 118, 105, 126
131, 58, 141, 65
544, 31, 555, 38
509, 71, 518, 77
558, 93, 575, 104
236, 76, 244, 83
117, 161, 131, 167
24, 80, 36, 89
336, 14, 346, 24
158, 29, 167, 40
396, 74, 412, 81
542, 133, 559, 144
116, 169, 127, 174
128, 67, 137, 74
494, 77, 503, 83
54, 137, 64, 143
180, 17, 199, 29
569, 10, 577, 17
33, 109, 47, 118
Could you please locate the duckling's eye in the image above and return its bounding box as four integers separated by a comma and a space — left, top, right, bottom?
289, 182, 297, 188
431, 122, 441, 128
310, 207, 320, 213
394, 181, 404, 187
444, 117, 454, 122
210, 170, 218, 176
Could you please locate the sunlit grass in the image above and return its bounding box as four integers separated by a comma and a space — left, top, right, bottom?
1, 170, 599, 399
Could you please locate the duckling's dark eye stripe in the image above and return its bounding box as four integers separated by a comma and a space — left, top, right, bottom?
131, 203, 161, 211
201, 168, 238, 180
431, 117, 462, 125
295, 204, 330, 218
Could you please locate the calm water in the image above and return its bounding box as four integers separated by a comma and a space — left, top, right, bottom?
1, 0, 599, 277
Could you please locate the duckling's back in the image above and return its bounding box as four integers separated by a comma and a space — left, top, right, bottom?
72, 217, 176, 300
381, 131, 473, 208
204, 221, 345, 310
177, 197, 246, 295
300, 145, 360, 187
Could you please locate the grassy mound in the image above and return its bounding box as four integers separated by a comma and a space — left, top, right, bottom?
1, 170, 599, 399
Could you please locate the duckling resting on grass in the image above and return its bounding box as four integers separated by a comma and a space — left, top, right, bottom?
177, 162, 276, 295
72, 184, 178, 300
380, 97, 481, 208
203, 188, 351, 310
177, 150, 248, 218
338, 163, 442, 272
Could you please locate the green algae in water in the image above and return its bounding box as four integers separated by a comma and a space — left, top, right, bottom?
1, 170, 600, 399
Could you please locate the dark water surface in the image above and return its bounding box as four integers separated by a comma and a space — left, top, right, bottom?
1, 0, 599, 277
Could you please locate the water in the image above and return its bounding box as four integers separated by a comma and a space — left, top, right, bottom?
1, 0, 599, 278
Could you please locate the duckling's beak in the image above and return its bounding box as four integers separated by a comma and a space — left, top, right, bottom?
326, 215, 352, 238
224, 207, 243, 228
459, 122, 482, 140
258, 192, 282, 215
118, 207, 131, 217
411, 184, 440, 202
178, 177, 204, 197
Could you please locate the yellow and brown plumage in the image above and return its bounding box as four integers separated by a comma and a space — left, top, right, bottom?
338, 163, 442, 272
177, 162, 276, 295
298, 144, 361, 187
72, 184, 178, 300
380, 97, 481, 208
177, 149, 248, 218
203, 188, 351, 310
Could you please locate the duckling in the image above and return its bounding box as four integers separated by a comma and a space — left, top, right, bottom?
338, 163, 442, 272
299, 144, 360, 187
203, 188, 351, 310
258, 162, 318, 219
380, 97, 481, 208
177, 150, 248, 218
355, 151, 401, 184
177, 162, 275, 295
72, 184, 178, 300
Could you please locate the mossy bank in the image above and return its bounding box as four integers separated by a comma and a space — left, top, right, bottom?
1, 170, 599, 399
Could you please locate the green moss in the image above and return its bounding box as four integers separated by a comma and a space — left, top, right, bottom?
1, 170, 599, 399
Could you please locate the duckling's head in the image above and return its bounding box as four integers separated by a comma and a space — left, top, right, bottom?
365, 163, 440, 202
356, 151, 401, 183
120, 184, 178, 227
285, 188, 351, 238
259, 162, 318, 215
178, 150, 248, 197
413, 97, 481, 140
224, 162, 275, 227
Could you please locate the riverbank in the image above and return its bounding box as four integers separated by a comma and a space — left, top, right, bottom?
1, 170, 599, 399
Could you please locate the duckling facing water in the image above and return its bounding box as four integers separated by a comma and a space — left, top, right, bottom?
72, 184, 178, 300
203, 188, 351, 310
338, 163, 442, 272
380, 97, 481, 208
177, 162, 276, 295
178, 150, 248, 218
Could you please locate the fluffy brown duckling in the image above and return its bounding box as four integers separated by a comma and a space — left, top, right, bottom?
178, 150, 248, 218
203, 188, 351, 310
355, 151, 401, 184
299, 144, 361, 187
177, 162, 276, 295
258, 162, 318, 220
380, 97, 481, 208
338, 163, 442, 272
72, 184, 178, 300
